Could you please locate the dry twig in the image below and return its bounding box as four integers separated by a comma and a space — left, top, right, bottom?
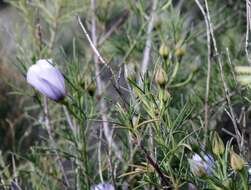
91, 0, 104, 183
194, 0, 212, 141
246, 0, 251, 65
36, 13, 70, 187
137, 0, 158, 87
77, 15, 123, 161
195, 0, 242, 151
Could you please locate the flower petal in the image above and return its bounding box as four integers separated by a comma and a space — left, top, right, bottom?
36, 59, 65, 94
40, 78, 65, 100
27, 59, 66, 101
91, 183, 115, 190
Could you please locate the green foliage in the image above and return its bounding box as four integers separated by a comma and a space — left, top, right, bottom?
0, 0, 250, 189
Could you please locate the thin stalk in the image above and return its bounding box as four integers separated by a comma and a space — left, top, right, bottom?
195, 0, 242, 151
137, 0, 158, 87
136, 0, 158, 161
91, 0, 104, 183
77, 15, 123, 161
140, 143, 171, 189
36, 11, 70, 188
208, 0, 241, 150
43, 96, 70, 188
194, 0, 212, 144
245, 0, 251, 65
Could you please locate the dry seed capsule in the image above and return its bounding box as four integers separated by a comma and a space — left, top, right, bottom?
212, 132, 225, 156
175, 47, 186, 58
159, 44, 169, 59
155, 68, 167, 87
230, 151, 245, 171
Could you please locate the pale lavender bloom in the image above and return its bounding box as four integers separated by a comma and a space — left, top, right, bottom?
189, 153, 214, 177
91, 183, 115, 190
202, 154, 214, 175
27, 59, 66, 101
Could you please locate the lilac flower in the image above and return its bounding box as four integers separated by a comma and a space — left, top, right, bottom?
27, 59, 66, 101
188, 153, 214, 177
91, 183, 115, 190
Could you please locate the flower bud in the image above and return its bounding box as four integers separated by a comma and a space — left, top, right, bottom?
175, 47, 186, 58
159, 44, 169, 59
212, 132, 225, 156
230, 151, 245, 171
235, 66, 251, 75
91, 183, 115, 190
27, 59, 66, 101
189, 154, 214, 177
189, 157, 206, 177
155, 68, 167, 87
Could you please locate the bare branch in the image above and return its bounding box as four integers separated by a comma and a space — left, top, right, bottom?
78, 15, 106, 65
44, 96, 70, 188
246, 0, 251, 65
79, 4, 122, 162
91, 0, 104, 183
194, 0, 212, 143
37, 13, 70, 187
137, 0, 158, 87
195, 0, 242, 151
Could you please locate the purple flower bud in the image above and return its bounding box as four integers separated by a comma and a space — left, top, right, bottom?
189, 153, 214, 177
91, 183, 115, 190
27, 59, 66, 101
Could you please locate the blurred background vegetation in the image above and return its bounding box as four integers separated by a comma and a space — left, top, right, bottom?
0, 0, 250, 189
